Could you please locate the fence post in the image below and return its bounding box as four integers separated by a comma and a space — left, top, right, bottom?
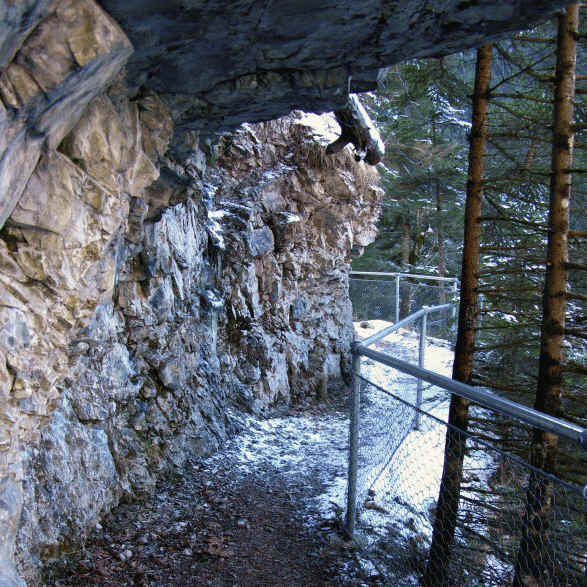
346, 344, 361, 536
415, 312, 427, 430
395, 274, 400, 323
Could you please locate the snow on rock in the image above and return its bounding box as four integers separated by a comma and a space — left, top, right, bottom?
295, 111, 342, 145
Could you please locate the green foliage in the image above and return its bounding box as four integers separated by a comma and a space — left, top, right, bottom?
354, 56, 473, 276
353, 17, 585, 425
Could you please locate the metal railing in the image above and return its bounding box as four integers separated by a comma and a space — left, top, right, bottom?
350, 271, 459, 324
345, 314, 587, 586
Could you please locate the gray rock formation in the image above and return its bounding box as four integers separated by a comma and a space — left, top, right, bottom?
0, 0, 572, 583
3, 87, 380, 581
101, 0, 571, 132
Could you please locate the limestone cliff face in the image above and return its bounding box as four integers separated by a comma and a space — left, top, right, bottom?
1, 77, 380, 581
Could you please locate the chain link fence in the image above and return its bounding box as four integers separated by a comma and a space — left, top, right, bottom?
349, 274, 457, 340
346, 364, 586, 586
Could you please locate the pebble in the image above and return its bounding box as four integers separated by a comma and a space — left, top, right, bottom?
139, 535, 149, 544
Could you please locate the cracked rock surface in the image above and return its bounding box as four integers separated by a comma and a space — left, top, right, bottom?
101, 0, 570, 133
0, 0, 572, 583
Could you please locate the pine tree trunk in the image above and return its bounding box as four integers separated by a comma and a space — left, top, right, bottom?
436, 178, 446, 305
432, 118, 446, 305
513, 5, 578, 586
400, 221, 412, 318
422, 44, 492, 587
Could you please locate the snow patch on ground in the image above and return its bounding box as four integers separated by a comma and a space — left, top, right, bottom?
194, 318, 509, 583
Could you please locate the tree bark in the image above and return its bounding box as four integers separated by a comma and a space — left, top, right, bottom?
513, 5, 578, 586
432, 118, 446, 304
400, 221, 412, 318
422, 44, 492, 587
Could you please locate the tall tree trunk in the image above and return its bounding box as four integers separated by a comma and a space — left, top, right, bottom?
422, 44, 492, 587
436, 178, 446, 304
400, 221, 412, 318
513, 5, 578, 586
432, 117, 446, 305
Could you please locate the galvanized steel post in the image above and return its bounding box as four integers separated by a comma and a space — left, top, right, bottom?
346, 344, 361, 536
415, 312, 427, 430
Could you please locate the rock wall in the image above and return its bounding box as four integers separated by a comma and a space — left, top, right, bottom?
101, 0, 571, 133
0, 73, 380, 581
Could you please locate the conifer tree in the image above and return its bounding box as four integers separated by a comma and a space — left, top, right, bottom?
513, 5, 579, 585
422, 43, 492, 587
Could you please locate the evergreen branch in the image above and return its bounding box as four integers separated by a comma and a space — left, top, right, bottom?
491, 100, 547, 126
471, 374, 536, 395
567, 291, 587, 302
480, 245, 542, 251
490, 46, 556, 93
564, 328, 587, 339
565, 261, 587, 271
474, 322, 540, 331
480, 254, 547, 263
487, 132, 553, 144
479, 216, 547, 232
482, 176, 548, 184
473, 338, 539, 352
477, 287, 540, 294
491, 92, 554, 104
482, 187, 549, 208
561, 361, 587, 375
476, 267, 545, 277
512, 35, 555, 44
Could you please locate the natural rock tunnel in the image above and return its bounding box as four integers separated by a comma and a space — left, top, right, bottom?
0, 1, 573, 584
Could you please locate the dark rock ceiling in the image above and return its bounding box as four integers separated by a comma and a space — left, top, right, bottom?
98, 0, 572, 132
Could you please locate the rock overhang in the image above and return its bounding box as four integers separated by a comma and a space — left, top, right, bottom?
98, 0, 572, 132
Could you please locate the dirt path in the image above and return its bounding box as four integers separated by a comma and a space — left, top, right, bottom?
42, 324, 454, 586
42, 399, 372, 586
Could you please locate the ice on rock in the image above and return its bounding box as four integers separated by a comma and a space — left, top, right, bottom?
278, 212, 301, 224
206, 214, 225, 250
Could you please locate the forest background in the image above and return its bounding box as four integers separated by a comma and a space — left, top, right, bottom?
353, 11, 585, 430
351, 7, 586, 584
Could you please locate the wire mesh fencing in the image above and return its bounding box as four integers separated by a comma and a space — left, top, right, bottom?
346, 369, 586, 586
349, 275, 457, 340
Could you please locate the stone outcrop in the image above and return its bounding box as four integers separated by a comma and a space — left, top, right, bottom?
101, 0, 571, 133
0, 0, 572, 583
1, 81, 380, 581
0, 0, 132, 229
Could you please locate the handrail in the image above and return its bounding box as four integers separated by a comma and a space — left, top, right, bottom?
350, 271, 459, 284
353, 343, 586, 447
360, 303, 453, 348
